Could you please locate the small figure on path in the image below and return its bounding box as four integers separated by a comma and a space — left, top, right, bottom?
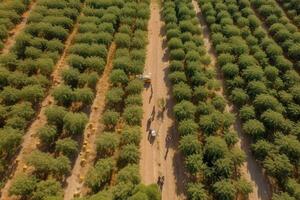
157, 175, 165, 190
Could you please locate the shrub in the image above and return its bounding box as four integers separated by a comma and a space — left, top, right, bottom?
243, 119, 265, 139
55, 138, 78, 158
102, 110, 120, 129
179, 134, 202, 157
63, 112, 88, 135
116, 164, 140, 185
123, 106, 143, 126
38, 125, 57, 146
96, 132, 119, 156
173, 100, 196, 121
120, 126, 141, 146
118, 144, 140, 165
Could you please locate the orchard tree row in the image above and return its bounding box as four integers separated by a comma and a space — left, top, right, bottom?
79, 0, 161, 200
276, 0, 300, 28
198, 0, 300, 199
0, 0, 82, 188
8, 0, 123, 199
249, 0, 300, 65
0, 0, 33, 50
162, 0, 252, 200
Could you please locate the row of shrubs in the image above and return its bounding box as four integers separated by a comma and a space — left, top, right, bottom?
0, 0, 83, 188
161, 0, 253, 200
0, 0, 33, 50
250, 0, 300, 65
199, 0, 300, 199
9, 0, 124, 199
276, 0, 300, 28
79, 0, 161, 200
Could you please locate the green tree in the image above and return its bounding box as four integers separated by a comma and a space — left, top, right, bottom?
74, 87, 94, 105
179, 134, 202, 156
178, 119, 199, 136
243, 119, 265, 139
116, 164, 140, 185
31, 179, 63, 200
96, 132, 119, 156
120, 126, 141, 146
55, 138, 78, 158
173, 82, 192, 102
125, 79, 143, 95
118, 144, 140, 165
9, 174, 37, 197
61, 68, 80, 87
235, 178, 253, 199
204, 136, 228, 164
272, 192, 295, 200
186, 183, 208, 200
38, 125, 57, 146
251, 140, 273, 161
106, 87, 124, 107
63, 112, 88, 135
0, 86, 20, 105
185, 153, 205, 175
0, 128, 22, 157
264, 154, 293, 182
85, 158, 115, 192
52, 85, 74, 106
20, 85, 44, 105
45, 105, 67, 128
110, 69, 129, 86
212, 180, 236, 200
123, 106, 143, 126
102, 110, 120, 129
173, 100, 196, 121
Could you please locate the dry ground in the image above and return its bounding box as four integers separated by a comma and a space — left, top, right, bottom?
139, 1, 186, 200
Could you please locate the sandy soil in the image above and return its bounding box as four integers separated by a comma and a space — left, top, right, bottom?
0, 1, 37, 55
192, 1, 272, 200
0, 23, 79, 200
63, 43, 116, 200
139, 1, 186, 200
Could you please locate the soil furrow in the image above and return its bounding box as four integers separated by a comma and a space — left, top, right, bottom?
139, 1, 186, 200
63, 43, 116, 200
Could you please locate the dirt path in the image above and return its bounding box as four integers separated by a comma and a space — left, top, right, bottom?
0, 1, 37, 55
63, 43, 116, 200
0, 23, 79, 200
139, 1, 186, 200
192, 1, 272, 200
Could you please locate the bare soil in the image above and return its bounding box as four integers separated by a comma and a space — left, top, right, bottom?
192, 1, 272, 200
139, 1, 186, 200
63, 43, 116, 200
0, 23, 79, 200
0, 1, 37, 55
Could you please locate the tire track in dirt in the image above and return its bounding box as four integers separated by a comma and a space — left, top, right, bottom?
192, 1, 272, 200
0, 21, 80, 200
63, 43, 116, 200
139, 1, 186, 200
0, 0, 37, 55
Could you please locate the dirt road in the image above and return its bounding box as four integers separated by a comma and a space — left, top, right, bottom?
0, 23, 79, 200
0, 1, 37, 55
63, 43, 116, 200
139, 1, 186, 200
192, 1, 271, 200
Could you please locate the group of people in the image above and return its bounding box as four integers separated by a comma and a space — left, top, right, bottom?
157, 176, 165, 189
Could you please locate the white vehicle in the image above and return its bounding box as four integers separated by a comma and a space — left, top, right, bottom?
150, 129, 157, 137
137, 73, 151, 83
